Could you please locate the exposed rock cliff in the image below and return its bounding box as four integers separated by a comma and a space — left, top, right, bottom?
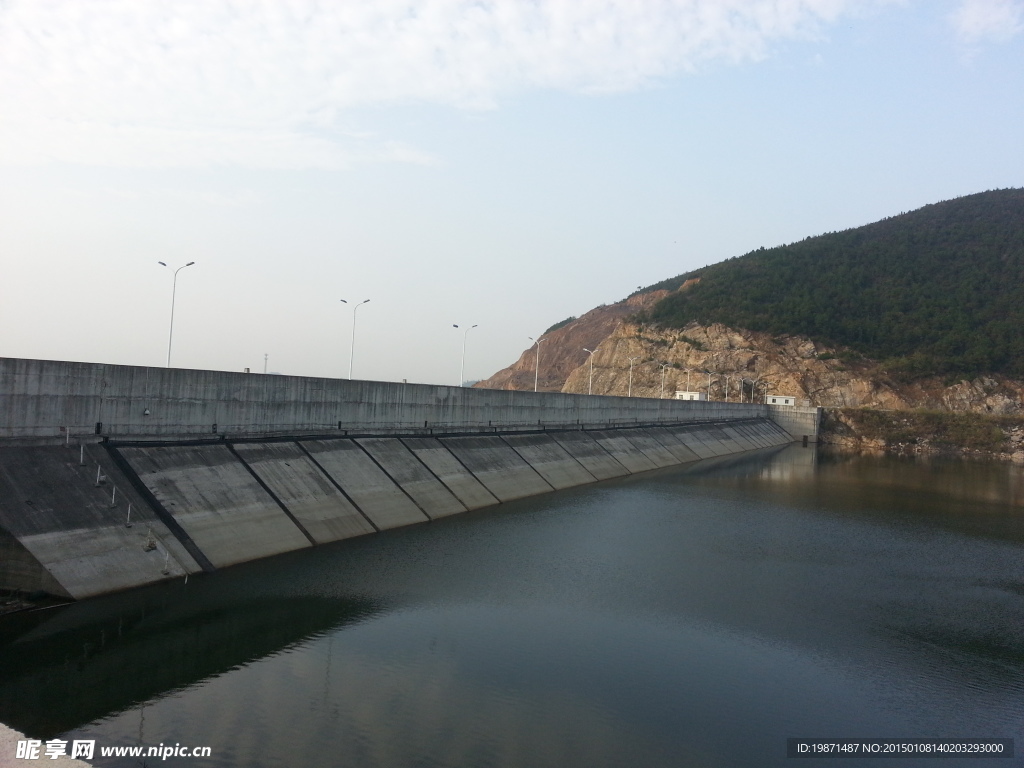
478, 292, 1024, 415
473, 292, 667, 392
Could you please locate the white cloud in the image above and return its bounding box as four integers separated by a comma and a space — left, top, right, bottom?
950, 0, 1024, 46
0, 0, 880, 169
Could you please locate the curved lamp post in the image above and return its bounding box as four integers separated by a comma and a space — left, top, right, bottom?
706, 370, 713, 400
341, 299, 370, 380
528, 336, 547, 392
659, 363, 671, 399
583, 347, 599, 395
158, 261, 195, 368
627, 356, 641, 397
453, 324, 478, 386
724, 374, 731, 402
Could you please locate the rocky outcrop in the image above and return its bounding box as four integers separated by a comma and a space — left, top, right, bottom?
821, 408, 1024, 462
478, 292, 1024, 416
472, 292, 667, 392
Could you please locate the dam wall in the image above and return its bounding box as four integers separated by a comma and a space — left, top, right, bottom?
0, 357, 819, 602
0, 421, 797, 601
0, 358, 819, 441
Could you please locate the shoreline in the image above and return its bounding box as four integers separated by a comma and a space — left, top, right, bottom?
820, 407, 1024, 463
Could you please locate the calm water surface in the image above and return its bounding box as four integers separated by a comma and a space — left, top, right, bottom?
2, 445, 1023, 767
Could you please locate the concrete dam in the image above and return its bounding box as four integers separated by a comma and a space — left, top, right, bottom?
0, 358, 820, 602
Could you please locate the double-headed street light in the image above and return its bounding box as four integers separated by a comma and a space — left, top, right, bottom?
157, 261, 195, 368
528, 336, 547, 392
627, 356, 641, 397
453, 324, 478, 387
340, 299, 370, 380
583, 347, 600, 395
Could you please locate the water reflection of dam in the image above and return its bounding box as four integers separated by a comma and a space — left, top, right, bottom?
0, 556, 382, 738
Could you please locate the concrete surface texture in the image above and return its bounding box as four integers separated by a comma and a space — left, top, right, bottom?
644, 427, 702, 464
302, 440, 431, 529
356, 437, 467, 519
399, 437, 501, 510
439, 436, 554, 502
585, 431, 660, 473
117, 444, 313, 568
670, 427, 719, 459
0, 357, 819, 441
728, 423, 767, 449
549, 431, 631, 481
230, 442, 377, 543
618, 429, 682, 468
695, 425, 738, 454
499, 433, 597, 490
0, 444, 199, 599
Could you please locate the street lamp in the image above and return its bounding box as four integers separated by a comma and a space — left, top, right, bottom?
583, 347, 599, 395
453, 324, 478, 387
724, 374, 731, 402
528, 336, 547, 392
627, 356, 640, 397
741, 377, 754, 404
706, 370, 713, 400
157, 261, 195, 368
340, 299, 370, 380
685, 368, 691, 392
660, 363, 671, 399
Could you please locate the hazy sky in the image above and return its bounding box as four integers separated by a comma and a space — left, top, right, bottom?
1, 0, 1022, 386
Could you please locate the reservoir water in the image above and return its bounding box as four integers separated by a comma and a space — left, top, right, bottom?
1, 444, 1023, 767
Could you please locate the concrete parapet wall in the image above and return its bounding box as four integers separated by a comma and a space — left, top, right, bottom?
1, 358, 815, 440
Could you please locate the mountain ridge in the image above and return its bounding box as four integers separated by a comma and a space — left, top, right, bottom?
476, 189, 1024, 414
634, 188, 1024, 378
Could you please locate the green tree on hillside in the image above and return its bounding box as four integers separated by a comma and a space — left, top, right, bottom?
632, 189, 1024, 379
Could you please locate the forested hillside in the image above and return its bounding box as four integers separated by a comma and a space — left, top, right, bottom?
635, 189, 1024, 379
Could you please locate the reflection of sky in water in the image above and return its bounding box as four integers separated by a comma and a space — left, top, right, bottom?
3, 446, 1023, 768
78, 601, 1021, 768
